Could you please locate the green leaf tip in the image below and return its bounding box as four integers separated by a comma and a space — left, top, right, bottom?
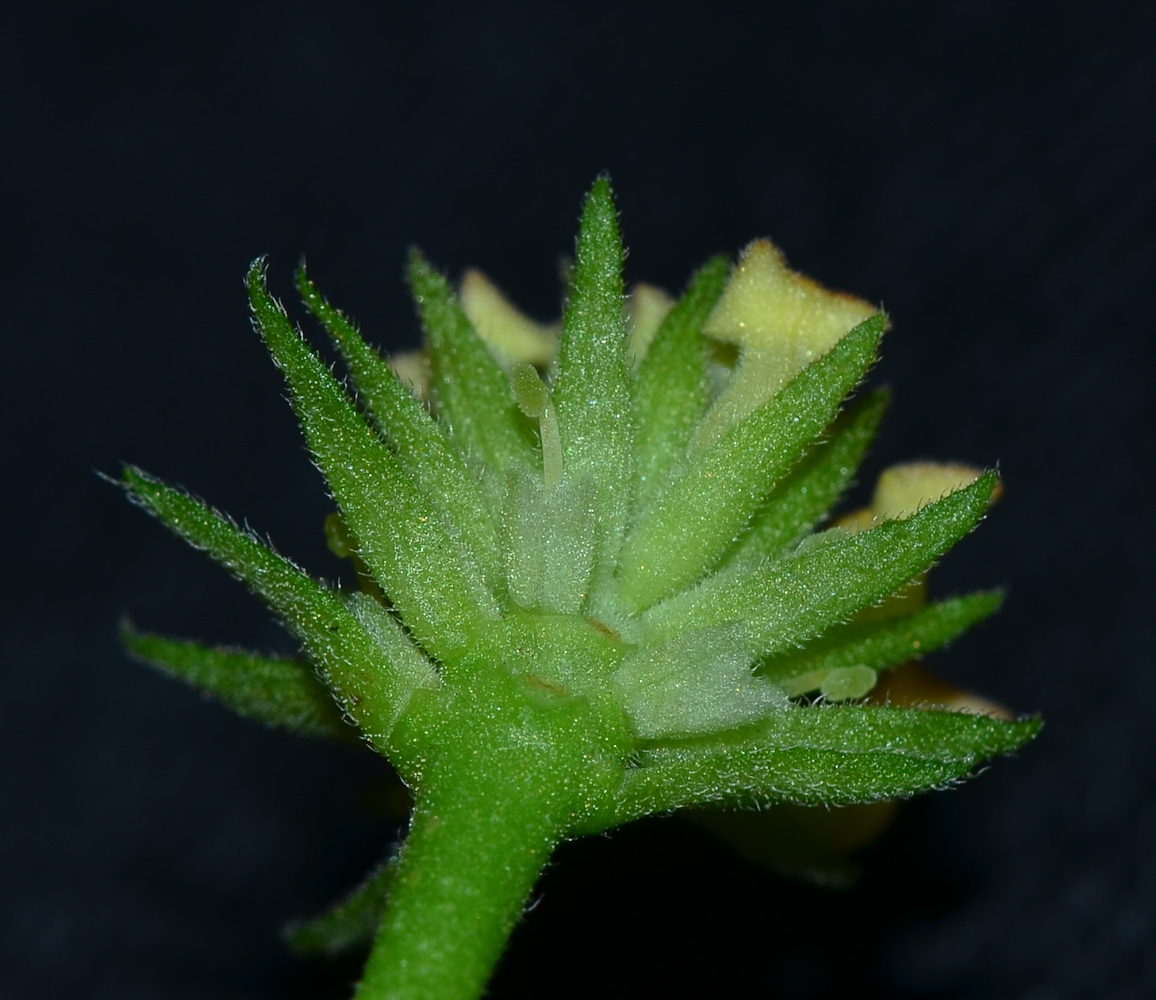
296, 262, 505, 591
117, 464, 435, 745
287, 856, 397, 957
631, 254, 731, 518
552, 176, 632, 608
406, 246, 534, 484
642, 469, 997, 654
615, 706, 1040, 820
121, 625, 351, 739
761, 590, 1005, 684
722, 386, 892, 566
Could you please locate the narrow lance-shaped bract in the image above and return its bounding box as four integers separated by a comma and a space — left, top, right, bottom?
409, 249, 537, 491
630, 255, 729, 519
551, 177, 634, 616
119, 467, 437, 747
295, 265, 505, 592
722, 386, 891, 565
247, 262, 499, 659
121, 625, 351, 740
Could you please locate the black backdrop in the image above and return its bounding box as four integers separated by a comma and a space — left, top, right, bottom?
3, 2, 1154, 997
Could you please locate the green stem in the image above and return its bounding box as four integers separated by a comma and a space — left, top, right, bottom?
354, 758, 568, 1000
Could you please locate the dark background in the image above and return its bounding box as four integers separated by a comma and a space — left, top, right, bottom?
3, 2, 1154, 997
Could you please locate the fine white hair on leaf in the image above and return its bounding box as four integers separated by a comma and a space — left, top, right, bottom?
610, 625, 786, 739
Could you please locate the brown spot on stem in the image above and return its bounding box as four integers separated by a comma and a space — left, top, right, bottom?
525, 673, 567, 696
586, 618, 620, 640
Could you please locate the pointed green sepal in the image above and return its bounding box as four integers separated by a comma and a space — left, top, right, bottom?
631, 255, 730, 520
760, 590, 1004, 684
407, 249, 534, 481
644, 471, 997, 655
121, 627, 351, 739
246, 260, 498, 657
296, 265, 504, 590
287, 856, 396, 957
611, 704, 1040, 821
120, 466, 436, 742
551, 177, 633, 600
619, 315, 885, 612
724, 388, 890, 566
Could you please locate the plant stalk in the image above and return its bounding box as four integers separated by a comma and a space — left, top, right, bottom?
353, 754, 570, 1000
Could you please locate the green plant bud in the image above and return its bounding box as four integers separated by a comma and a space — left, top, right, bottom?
117, 178, 1038, 1000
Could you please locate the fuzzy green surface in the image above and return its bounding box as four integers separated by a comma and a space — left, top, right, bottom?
759, 590, 1004, 682
119, 467, 430, 747
630, 256, 728, 516
409, 249, 535, 490
613, 706, 1040, 820
119, 178, 1038, 1000
296, 265, 504, 591
248, 264, 499, 658
722, 387, 890, 565
617, 315, 885, 611
121, 627, 350, 739
642, 473, 997, 652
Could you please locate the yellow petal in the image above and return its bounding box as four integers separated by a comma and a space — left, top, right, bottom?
832, 463, 998, 619
703, 240, 874, 354
871, 461, 992, 521
692, 240, 877, 453
625, 282, 675, 369
459, 268, 558, 368
388, 350, 431, 399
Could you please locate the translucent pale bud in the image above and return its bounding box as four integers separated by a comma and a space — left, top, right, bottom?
504, 473, 596, 615
692, 240, 877, 453
780, 665, 878, 701
820, 665, 878, 701
625, 282, 675, 368
324, 511, 354, 559
510, 363, 562, 487
511, 362, 549, 418
459, 268, 558, 367
610, 626, 784, 738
